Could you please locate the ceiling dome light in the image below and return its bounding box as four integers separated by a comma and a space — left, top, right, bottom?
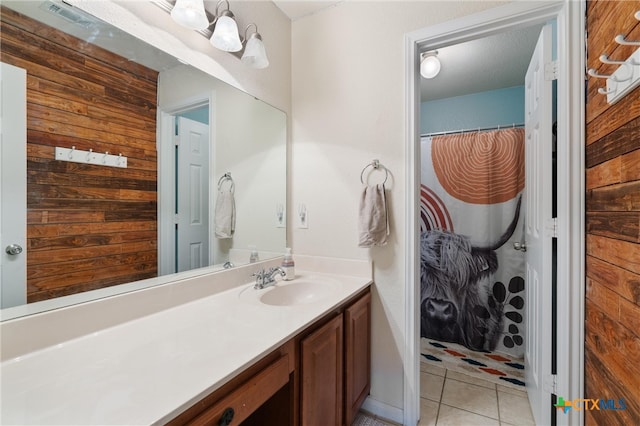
241, 24, 269, 69
420, 51, 441, 79
171, 0, 210, 31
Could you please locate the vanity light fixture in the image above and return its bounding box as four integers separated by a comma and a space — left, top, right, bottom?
420, 50, 441, 79
241, 24, 269, 69
165, 0, 270, 66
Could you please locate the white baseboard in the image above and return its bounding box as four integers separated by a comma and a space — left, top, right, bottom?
361, 396, 404, 425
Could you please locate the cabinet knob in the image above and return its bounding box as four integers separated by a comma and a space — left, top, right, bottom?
218, 407, 235, 426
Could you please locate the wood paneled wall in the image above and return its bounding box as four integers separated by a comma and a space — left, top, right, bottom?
0, 7, 159, 303
585, 1, 640, 424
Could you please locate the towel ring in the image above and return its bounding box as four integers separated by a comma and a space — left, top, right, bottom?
218, 172, 234, 192
360, 160, 388, 185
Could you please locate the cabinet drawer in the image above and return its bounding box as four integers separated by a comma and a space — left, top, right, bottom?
189, 355, 290, 426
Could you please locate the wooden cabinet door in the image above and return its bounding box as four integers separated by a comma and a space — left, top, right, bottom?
300, 313, 343, 426
344, 292, 371, 426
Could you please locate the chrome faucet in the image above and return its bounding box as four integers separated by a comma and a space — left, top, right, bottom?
253, 267, 286, 289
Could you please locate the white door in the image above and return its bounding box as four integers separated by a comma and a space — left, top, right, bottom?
0, 62, 27, 308
524, 24, 554, 425
176, 117, 209, 272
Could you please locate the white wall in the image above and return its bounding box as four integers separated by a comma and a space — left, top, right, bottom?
290, 0, 507, 412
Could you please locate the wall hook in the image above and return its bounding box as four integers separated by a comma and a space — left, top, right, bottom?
600, 53, 639, 68
86, 148, 93, 161
599, 54, 626, 65
587, 68, 612, 79
614, 34, 640, 46
68, 146, 75, 159
598, 87, 616, 95
587, 68, 628, 82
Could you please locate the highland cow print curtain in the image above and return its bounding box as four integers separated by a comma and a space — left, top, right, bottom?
420, 128, 526, 358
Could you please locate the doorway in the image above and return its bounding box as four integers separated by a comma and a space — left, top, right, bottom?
418, 22, 554, 425
404, 2, 585, 426
175, 113, 210, 273
158, 95, 215, 276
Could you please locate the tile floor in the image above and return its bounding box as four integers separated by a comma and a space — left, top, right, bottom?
353, 364, 535, 426
352, 412, 398, 426
419, 363, 535, 426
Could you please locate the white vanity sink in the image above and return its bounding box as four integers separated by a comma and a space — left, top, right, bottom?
260, 280, 333, 306
239, 276, 339, 306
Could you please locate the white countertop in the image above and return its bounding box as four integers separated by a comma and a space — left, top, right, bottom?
0, 269, 371, 425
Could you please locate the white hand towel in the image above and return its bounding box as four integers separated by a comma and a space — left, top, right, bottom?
358, 184, 389, 247
215, 189, 235, 239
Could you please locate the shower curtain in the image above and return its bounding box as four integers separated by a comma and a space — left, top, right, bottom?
420, 128, 526, 358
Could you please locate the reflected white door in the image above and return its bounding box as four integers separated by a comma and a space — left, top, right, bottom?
176, 117, 209, 272
0, 62, 27, 308
524, 24, 554, 425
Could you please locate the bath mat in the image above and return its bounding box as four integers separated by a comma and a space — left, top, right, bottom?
420, 338, 526, 390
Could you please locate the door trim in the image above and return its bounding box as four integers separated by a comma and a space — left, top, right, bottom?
403, 2, 585, 425
158, 93, 216, 276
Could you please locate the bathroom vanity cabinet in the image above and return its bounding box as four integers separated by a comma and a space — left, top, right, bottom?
343, 291, 372, 425
168, 287, 371, 426
300, 313, 344, 425
299, 289, 372, 426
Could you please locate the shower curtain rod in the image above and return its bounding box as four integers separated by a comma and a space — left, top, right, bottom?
421, 123, 525, 138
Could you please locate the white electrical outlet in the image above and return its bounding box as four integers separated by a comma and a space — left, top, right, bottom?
275, 204, 285, 228
297, 204, 308, 229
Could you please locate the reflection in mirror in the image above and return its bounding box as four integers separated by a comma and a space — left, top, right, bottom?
0, 1, 286, 318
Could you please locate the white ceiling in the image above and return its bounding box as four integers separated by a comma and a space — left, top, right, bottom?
420, 25, 544, 101
273, 0, 342, 21
273, 1, 543, 102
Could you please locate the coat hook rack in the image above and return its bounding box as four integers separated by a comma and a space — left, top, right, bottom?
588, 9, 640, 105
55, 146, 127, 168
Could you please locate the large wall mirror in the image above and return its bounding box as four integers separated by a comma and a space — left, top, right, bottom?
0, 1, 287, 319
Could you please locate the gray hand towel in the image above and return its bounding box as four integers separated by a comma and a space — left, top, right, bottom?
358, 184, 389, 247
215, 189, 235, 239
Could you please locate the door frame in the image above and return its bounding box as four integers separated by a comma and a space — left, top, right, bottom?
403, 2, 585, 425
158, 93, 216, 276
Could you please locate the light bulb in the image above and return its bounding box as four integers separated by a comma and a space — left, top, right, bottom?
210, 14, 242, 52
241, 34, 269, 69
420, 52, 441, 79
171, 0, 209, 31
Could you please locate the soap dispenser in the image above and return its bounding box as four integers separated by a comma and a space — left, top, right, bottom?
281, 248, 295, 280
249, 245, 259, 263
